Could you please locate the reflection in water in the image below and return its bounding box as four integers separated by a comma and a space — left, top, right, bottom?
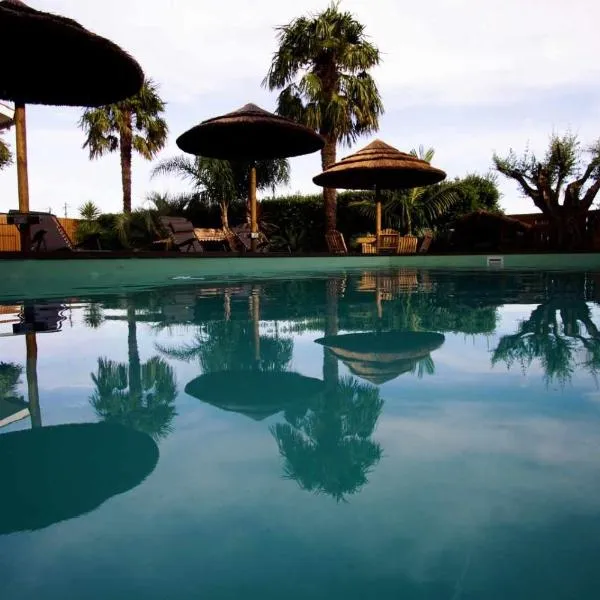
0, 362, 28, 428
272, 376, 383, 501
91, 303, 177, 440
0, 422, 158, 535
493, 273, 600, 383
315, 330, 445, 384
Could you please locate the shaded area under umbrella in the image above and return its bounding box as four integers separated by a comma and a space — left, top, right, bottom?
0, 422, 158, 535
0, 0, 144, 249
185, 370, 324, 421
314, 330, 445, 385
313, 140, 446, 252
176, 103, 324, 251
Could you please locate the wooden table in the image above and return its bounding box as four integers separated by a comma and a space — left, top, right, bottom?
356, 235, 376, 254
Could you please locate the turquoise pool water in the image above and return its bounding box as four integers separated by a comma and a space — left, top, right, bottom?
1, 267, 600, 599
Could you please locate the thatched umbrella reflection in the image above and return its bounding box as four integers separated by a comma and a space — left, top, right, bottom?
313, 140, 446, 252
315, 330, 445, 385
176, 103, 324, 251
0, 422, 158, 535
0, 0, 143, 248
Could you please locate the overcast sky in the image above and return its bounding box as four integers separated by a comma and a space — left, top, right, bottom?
1, 0, 599, 217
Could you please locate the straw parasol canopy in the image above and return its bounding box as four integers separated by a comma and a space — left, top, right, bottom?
0, 422, 159, 534
176, 103, 324, 160
315, 331, 445, 385
313, 140, 446, 250
177, 103, 324, 251
185, 370, 324, 421
0, 0, 143, 106
313, 139, 446, 190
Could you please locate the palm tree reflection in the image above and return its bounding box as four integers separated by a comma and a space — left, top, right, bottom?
272, 376, 383, 501
90, 303, 177, 440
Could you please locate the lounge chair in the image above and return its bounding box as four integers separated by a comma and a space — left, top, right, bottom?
158, 217, 204, 253
419, 231, 433, 253
397, 235, 418, 254
378, 229, 400, 253
325, 230, 348, 255
232, 224, 269, 253
7, 211, 102, 252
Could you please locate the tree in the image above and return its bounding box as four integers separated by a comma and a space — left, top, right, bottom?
0, 362, 22, 401
0, 132, 12, 170
493, 133, 600, 249
152, 155, 290, 229
79, 79, 168, 214
264, 2, 384, 232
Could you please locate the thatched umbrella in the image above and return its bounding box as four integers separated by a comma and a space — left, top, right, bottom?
185, 371, 324, 421
176, 103, 324, 251
0, 422, 158, 534
314, 330, 445, 385
0, 0, 144, 249
313, 140, 446, 252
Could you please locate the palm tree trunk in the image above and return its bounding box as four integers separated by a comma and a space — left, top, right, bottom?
323, 278, 340, 393
321, 135, 337, 233
120, 110, 133, 214
220, 201, 229, 229
127, 303, 142, 402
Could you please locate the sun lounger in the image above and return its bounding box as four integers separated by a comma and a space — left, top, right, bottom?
158, 217, 204, 253
325, 230, 348, 255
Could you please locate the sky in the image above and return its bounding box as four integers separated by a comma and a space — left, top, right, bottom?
0, 0, 599, 218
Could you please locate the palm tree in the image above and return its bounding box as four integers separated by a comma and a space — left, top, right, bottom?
152, 155, 290, 229
271, 376, 384, 501
264, 2, 384, 232
0, 132, 12, 170
354, 147, 463, 234
0, 362, 23, 401
90, 303, 177, 440
79, 79, 168, 214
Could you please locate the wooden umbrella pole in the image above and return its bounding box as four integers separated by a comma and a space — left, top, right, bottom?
25, 332, 42, 428
249, 164, 258, 252
252, 287, 261, 361
375, 186, 382, 254
15, 103, 31, 252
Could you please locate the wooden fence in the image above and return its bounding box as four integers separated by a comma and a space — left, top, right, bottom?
0, 215, 79, 252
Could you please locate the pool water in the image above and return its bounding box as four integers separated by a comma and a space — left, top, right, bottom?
1, 267, 600, 599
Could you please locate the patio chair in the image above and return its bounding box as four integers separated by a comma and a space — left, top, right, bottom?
232, 225, 269, 253
397, 235, 418, 255
158, 217, 204, 253
8, 211, 101, 252
419, 231, 433, 253
378, 229, 400, 253
325, 230, 348, 255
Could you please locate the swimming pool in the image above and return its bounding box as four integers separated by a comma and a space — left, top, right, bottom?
1, 265, 600, 599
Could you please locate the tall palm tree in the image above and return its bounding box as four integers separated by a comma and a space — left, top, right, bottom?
264, 2, 384, 232
152, 155, 290, 229
90, 303, 177, 440
79, 79, 168, 214
354, 147, 463, 234
0, 132, 12, 170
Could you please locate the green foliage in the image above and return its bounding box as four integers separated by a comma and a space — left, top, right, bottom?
0, 132, 12, 170
75, 201, 102, 244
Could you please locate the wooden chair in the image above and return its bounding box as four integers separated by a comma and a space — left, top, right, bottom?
419, 231, 433, 253
325, 230, 348, 255
378, 229, 400, 253
158, 217, 204, 253
397, 235, 418, 254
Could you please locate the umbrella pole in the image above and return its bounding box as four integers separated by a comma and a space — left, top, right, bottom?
249, 164, 258, 252
25, 332, 42, 428
251, 286, 261, 362
375, 187, 382, 254
15, 103, 31, 252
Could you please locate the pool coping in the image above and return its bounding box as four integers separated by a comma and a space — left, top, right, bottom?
1, 252, 599, 302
